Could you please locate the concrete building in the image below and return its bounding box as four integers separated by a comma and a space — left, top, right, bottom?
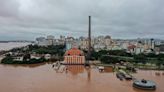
47, 35, 55, 46
94, 43, 106, 51
127, 45, 136, 54
135, 47, 144, 54
36, 37, 47, 46
104, 35, 112, 46
36, 35, 65, 46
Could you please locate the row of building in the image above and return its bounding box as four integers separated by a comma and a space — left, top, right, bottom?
35, 35, 164, 54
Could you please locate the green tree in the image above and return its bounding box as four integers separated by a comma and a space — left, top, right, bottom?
100, 55, 119, 64
156, 60, 164, 69
133, 54, 147, 64
1, 55, 14, 64
23, 54, 31, 61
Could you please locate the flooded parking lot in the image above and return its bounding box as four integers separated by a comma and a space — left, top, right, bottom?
0, 63, 163, 92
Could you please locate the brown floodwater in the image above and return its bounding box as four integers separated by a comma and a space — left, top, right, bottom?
0, 63, 163, 92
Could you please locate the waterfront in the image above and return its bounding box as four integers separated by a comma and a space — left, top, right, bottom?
0, 63, 163, 92
0, 42, 31, 51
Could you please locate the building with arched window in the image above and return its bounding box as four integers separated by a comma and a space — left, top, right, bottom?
63, 48, 85, 65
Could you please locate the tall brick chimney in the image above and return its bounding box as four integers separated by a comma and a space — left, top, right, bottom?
86, 16, 91, 64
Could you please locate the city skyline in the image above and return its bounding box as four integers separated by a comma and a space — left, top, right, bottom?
0, 0, 164, 40
0, 35, 163, 41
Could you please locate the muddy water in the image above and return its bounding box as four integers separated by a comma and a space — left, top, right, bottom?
0, 64, 163, 92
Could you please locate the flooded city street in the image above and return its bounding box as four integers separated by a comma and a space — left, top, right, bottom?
0, 63, 163, 92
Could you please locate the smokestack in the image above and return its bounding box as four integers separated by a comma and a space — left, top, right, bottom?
88, 16, 91, 60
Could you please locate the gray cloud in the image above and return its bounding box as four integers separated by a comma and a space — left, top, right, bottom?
0, 0, 164, 40
0, 0, 20, 17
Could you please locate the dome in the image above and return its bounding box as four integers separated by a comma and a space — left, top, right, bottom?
65, 48, 84, 56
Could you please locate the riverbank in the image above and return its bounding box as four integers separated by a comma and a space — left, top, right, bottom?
1, 57, 49, 64
0, 42, 32, 62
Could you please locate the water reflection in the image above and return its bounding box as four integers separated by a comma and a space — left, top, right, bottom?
53, 65, 92, 82
53, 65, 85, 74
86, 67, 91, 82
66, 65, 85, 75
53, 65, 114, 82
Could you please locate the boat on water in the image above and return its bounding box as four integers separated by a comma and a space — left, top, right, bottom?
133, 79, 156, 90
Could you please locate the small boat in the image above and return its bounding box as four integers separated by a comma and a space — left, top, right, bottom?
133, 79, 156, 90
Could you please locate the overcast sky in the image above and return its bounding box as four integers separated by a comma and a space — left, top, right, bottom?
0, 0, 164, 40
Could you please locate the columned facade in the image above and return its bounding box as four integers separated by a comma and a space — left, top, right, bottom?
63, 48, 85, 65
